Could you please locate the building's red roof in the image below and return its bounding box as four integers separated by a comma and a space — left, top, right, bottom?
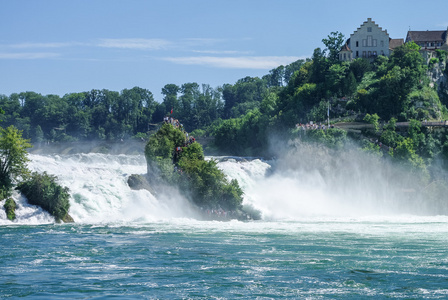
340, 41, 351, 52
389, 38, 404, 50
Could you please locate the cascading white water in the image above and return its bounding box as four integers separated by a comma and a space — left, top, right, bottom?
1, 144, 446, 225
1, 153, 200, 225
214, 140, 447, 220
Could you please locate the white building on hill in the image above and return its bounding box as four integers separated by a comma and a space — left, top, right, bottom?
339, 18, 403, 61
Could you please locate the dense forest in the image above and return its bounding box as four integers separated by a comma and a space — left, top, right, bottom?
1, 33, 448, 174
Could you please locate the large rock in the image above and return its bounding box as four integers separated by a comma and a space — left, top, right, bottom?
127, 174, 155, 194
62, 214, 75, 223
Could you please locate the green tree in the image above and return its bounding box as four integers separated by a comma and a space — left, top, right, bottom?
162, 84, 180, 117
0, 126, 32, 199
380, 118, 403, 149
145, 123, 244, 211
322, 31, 345, 62
392, 137, 427, 177
363, 113, 380, 133
350, 58, 372, 82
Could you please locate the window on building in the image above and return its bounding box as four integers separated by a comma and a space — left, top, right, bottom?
343, 53, 346, 60
373, 51, 377, 57
381, 40, 384, 47
356, 41, 359, 47
381, 50, 384, 56
362, 39, 367, 47
356, 51, 359, 57
367, 27, 372, 32
368, 51, 371, 57
373, 39, 377, 47
362, 51, 366, 58
367, 36, 372, 47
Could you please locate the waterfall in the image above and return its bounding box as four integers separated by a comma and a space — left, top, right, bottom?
1, 147, 447, 225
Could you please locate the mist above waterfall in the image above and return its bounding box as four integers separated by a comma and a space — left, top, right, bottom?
218, 139, 448, 220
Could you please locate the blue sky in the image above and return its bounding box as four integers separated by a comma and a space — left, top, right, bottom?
1, 0, 447, 102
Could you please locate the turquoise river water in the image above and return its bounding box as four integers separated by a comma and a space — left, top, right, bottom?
1, 153, 448, 299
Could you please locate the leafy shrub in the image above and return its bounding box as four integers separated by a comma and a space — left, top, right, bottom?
435, 49, 447, 62
428, 57, 439, 68
17, 172, 70, 222
304, 128, 347, 149
3, 198, 16, 221
190, 129, 205, 138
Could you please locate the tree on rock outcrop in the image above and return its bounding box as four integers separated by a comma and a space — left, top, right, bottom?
0, 126, 31, 199
16, 171, 73, 223
144, 122, 244, 212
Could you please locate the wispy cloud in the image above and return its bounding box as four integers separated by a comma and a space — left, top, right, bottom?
162, 56, 304, 69
192, 50, 253, 55
97, 38, 171, 50
0, 52, 60, 59
8, 42, 83, 49
181, 38, 227, 46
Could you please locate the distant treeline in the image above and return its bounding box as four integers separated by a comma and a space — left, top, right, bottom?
0, 59, 303, 144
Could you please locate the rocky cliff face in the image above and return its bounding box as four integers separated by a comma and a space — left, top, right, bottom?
428, 59, 448, 103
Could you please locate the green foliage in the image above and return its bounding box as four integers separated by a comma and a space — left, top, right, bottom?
303, 128, 347, 149
1, 87, 158, 143
145, 123, 185, 161
435, 49, 448, 62
307, 100, 329, 123
407, 119, 425, 150
0, 126, 32, 198
260, 91, 278, 116
4, 198, 16, 221
361, 140, 383, 157
349, 42, 428, 119
380, 118, 403, 149
406, 86, 443, 120
190, 129, 205, 138
17, 171, 70, 222
213, 109, 270, 155
178, 158, 243, 210
326, 63, 351, 97
132, 132, 149, 141
391, 138, 428, 178
428, 57, 439, 68
322, 31, 345, 62
363, 113, 380, 133
350, 58, 372, 82
222, 77, 267, 119
145, 123, 243, 211
178, 142, 205, 161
